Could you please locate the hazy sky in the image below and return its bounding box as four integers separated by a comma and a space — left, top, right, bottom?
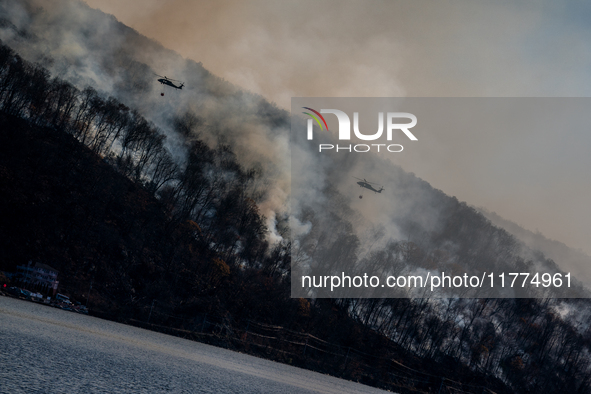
83, 0, 591, 255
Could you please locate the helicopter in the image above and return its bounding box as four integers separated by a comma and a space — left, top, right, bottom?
155, 74, 184, 96
353, 176, 384, 199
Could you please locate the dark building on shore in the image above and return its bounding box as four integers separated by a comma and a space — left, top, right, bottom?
16, 262, 59, 295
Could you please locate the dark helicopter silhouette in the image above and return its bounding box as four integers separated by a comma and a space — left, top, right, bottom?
354, 177, 384, 199
155, 74, 184, 96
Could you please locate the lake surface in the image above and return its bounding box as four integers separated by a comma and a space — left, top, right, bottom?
0, 296, 388, 393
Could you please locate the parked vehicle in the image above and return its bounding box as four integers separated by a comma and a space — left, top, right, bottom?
7, 287, 32, 299
55, 293, 71, 303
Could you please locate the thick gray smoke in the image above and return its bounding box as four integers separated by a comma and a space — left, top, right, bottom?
0, 0, 292, 240
1, 0, 590, 297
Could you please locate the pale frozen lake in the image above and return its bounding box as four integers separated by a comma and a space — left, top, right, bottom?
0, 296, 388, 393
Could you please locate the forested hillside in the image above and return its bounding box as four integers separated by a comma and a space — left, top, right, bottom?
478, 206, 591, 286
2, 37, 591, 393
1, 0, 591, 391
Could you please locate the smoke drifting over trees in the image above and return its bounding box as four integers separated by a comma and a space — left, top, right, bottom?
1, 0, 587, 285
0, 0, 291, 240
2, 0, 591, 392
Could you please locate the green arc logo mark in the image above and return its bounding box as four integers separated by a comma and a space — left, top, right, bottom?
302, 107, 329, 131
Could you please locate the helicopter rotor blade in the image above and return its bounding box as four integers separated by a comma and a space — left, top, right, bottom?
353, 176, 385, 189
153, 72, 184, 83
354, 177, 381, 185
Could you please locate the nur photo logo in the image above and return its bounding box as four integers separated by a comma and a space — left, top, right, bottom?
303, 107, 418, 153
